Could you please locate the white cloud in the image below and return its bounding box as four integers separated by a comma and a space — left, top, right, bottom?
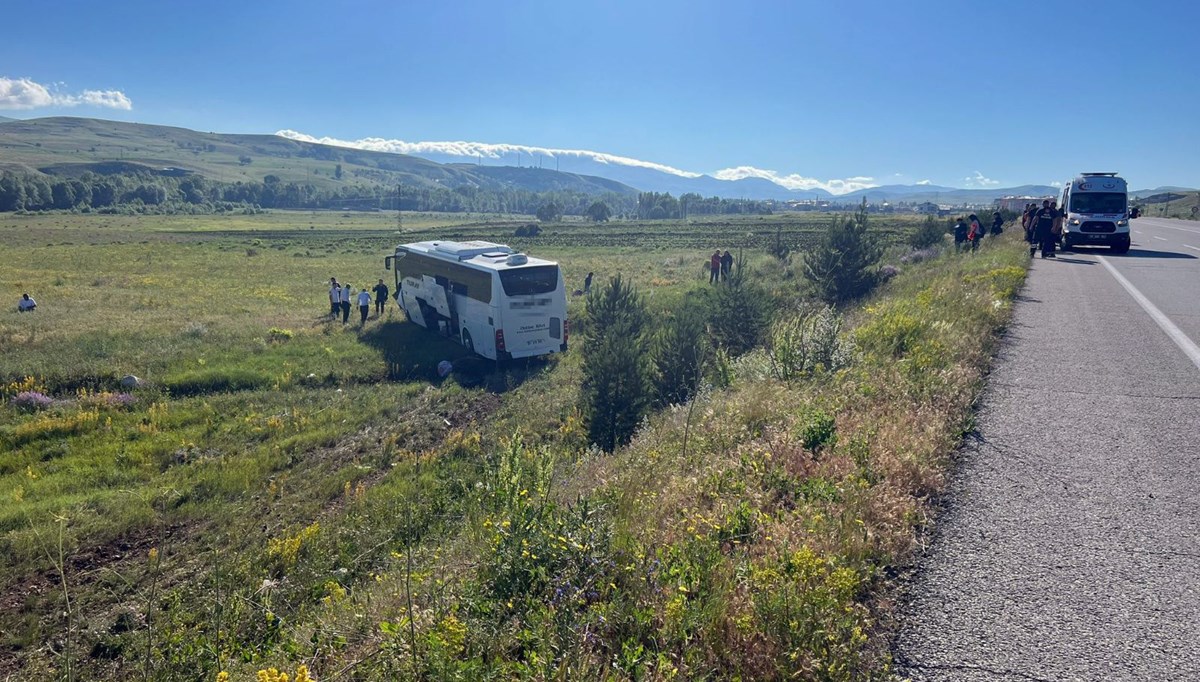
0, 76, 132, 110
963, 170, 1000, 188
710, 166, 876, 194
276, 130, 879, 195
275, 130, 703, 179
915, 179, 932, 185
76, 89, 132, 109
1049, 181, 1062, 187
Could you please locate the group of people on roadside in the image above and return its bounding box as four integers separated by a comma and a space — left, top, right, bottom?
1022, 200, 1062, 259
709, 249, 734, 283
953, 211, 1005, 252
329, 277, 390, 324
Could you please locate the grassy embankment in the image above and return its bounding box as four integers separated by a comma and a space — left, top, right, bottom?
1, 210, 1023, 680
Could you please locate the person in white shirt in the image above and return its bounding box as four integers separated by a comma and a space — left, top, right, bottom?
329, 277, 340, 317
340, 283, 352, 323
356, 287, 372, 324
17, 293, 37, 312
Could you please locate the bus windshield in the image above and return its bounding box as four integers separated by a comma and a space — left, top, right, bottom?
1070, 192, 1125, 214
499, 265, 560, 296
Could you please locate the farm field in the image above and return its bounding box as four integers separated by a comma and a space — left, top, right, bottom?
0, 209, 1022, 680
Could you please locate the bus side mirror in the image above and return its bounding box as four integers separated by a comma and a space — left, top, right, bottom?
384, 256, 392, 271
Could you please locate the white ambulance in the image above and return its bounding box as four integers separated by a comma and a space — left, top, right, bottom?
1059, 173, 1130, 253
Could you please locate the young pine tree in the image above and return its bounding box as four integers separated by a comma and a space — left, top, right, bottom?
804, 200, 884, 304
649, 297, 711, 407
708, 254, 771, 355
909, 213, 948, 249
581, 275, 650, 451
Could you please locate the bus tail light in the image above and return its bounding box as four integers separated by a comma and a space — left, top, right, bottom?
495, 329, 506, 353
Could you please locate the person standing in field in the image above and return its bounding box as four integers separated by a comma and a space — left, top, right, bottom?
329, 277, 340, 317
953, 217, 969, 252
721, 250, 734, 281
340, 282, 352, 323
17, 293, 37, 312
584, 272, 593, 294
991, 211, 1004, 236
967, 214, 983, 251
373, 278, 389, 317
357, 286, 372, 324
710, 250, 722, 284
1032, 199, 1058, 258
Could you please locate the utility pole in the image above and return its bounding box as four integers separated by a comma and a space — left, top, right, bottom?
396, 184, 403, 231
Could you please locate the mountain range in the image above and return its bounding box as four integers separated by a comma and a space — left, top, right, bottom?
0, 116, 1192, 204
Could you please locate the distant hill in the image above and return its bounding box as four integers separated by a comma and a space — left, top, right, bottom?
0, 115, 16, 123
830, 183, 1061, 206
1130, 186, 1198, 199
0, 117, 638, 197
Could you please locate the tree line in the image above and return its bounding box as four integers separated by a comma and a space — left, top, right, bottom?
636, 191, 773, 219
0, 169, 778, 219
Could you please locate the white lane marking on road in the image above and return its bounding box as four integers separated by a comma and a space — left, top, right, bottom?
1184, 244, 1200, 252
1152, 236, 1168, 241
1144, 221, 1200, 236
1099, 256, 1200, 373
1134, 230, 1143, 234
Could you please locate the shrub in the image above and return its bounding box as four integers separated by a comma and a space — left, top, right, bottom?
804, 202, 883, 305
182, 322, 208, 338
909, 214, 948, 249
581, 275, 650, 451
162, 369, 271, 396
649, 298, 711, 406
266, 327, 294, 343
707, 256, 771, 355
11, 391, 54, 412
900, 247, 941, 264
855, 306, 927, 358
799, 408, 837, 451
768, 306, 855, 381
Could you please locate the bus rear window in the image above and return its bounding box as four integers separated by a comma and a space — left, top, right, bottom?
499, 265, 560, 296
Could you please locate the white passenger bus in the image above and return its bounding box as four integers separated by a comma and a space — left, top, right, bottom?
384, 240, 568, 362
1059, 172, 1130, 253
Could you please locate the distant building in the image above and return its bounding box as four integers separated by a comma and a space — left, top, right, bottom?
916, 201, 939, 214
994, 195, 1053, 212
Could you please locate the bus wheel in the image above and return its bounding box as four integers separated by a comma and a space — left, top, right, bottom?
462, 330, 474, 353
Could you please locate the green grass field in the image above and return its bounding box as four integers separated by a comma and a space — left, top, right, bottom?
0, 208, 1021, 680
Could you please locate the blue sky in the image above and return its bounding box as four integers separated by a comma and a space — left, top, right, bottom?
2, 0, 1197, 193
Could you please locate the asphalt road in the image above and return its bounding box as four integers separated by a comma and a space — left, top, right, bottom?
892, 217, 1200, 681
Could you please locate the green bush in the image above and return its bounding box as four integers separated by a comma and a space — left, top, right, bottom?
768, 305, 855, 381
266, 327, 293, 343
909, 214, 948, 249
799, 408, 837, 451
854, 306, 927, 358
649, 297, 711, 406
706, 257, 771, 355
162, 369, 271, 396
581, 275, 650, 451
804, 202, 884, 304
